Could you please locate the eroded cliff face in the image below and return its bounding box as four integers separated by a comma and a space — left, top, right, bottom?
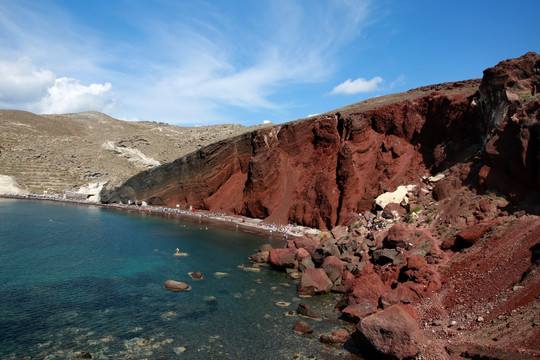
101, 52, 540, 229
477, 51, 540, 202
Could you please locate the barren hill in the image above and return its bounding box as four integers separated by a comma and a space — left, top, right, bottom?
0, 110, 267, 196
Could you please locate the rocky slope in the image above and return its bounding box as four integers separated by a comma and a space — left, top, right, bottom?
102, 52, 540, 359
0, 111, 268, 196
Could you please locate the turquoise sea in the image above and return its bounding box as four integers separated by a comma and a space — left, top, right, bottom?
0, 199, 354, 359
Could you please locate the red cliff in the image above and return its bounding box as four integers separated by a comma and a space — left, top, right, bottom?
101, 53, 539, 229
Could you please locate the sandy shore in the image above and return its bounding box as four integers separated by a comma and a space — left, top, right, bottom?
0, 194, 320, 240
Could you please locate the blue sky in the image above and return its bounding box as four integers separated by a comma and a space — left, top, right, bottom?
0, 0, 538, 126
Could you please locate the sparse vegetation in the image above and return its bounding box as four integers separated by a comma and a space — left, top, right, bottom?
404, 205, 422, 223
318, 231, 331, 240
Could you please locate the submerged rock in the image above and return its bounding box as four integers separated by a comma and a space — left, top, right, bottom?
163, 280, 191, 291
294, 320, 313, 334
297, 303, 320, 319
320, 329, 349, 344
188, 271, 204, 280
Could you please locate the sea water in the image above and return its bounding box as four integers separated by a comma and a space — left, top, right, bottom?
0, 199, 354, 359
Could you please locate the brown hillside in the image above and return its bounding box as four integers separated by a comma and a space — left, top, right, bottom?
0, 110, 267, 195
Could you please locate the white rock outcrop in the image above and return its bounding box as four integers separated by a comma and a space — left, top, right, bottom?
375, 185, 416, 209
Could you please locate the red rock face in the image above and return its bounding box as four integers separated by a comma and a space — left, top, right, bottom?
101, 52, 540, 228
478, 52, 540, 201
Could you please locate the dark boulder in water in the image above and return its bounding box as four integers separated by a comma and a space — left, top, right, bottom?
188, 271, 204, 280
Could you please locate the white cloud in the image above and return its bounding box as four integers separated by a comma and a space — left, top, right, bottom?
0, 57, 115, 115
331, 76, 383, 95
0, 57, 55, 106
38, 77, 114, 114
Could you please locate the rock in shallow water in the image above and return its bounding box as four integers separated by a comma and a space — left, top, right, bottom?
294, 320, 313, 334
188, 271, 204, 280
163, 280, 191, 291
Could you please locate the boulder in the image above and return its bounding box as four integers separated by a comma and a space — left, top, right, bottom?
379, 283, 421, 309
356, 305, 423, 359
163, 280, 191, 291
371, 248, 403, 266
312, 239, 341, 265
383, 224, 409, 249
322, 256, 346, 276
294, 320, 313, 334
269, 248, 297, 268
382, 203, 406, 220
331, 225, 349, 241
287, 235, 320, 255
295, 247, 311, 261
441, 220, 498, 251
320, 329, 349, 344
337, 237, 358, 255
298, 256, 315, 272
188, 271, 204, 280
342, 272, 390, 321
249, 250, 269, 263
297, 268, 333, 295
297, 302, 320, 319
341, 303, 378, 323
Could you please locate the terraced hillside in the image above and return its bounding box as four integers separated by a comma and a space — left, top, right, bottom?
0, 110, 266, 197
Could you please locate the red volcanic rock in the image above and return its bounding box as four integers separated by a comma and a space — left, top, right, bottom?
382, 202, 405, 220
322, 256, 347, 275
379, 283, 421, 309
406, 255, 428, 270
293, 320, 313, 334
312, 238, 341, 265
331, 225, 349, 241
298, 256, 315, 272
101, 82, 481, 229
346, 272, 389, 304
297, 268, 333, 295
295, 247, 311, 261
371, 248, 404, 266
320, 329, 349, 344
478, 52, 540, 201
287, 235, 320, 255
341, 303, 377, 323
249, 250, 269, 263
356, 304, 423, 359
441, 220, 499, 251
101, 53, 538, 230
268, 248, 297, 268
384, 224, 410, 248
297, 302, 320, 319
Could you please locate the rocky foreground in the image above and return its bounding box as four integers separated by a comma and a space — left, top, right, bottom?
102, 53, 540, 359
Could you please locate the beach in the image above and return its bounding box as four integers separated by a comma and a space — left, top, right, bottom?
0, 193, 320, 241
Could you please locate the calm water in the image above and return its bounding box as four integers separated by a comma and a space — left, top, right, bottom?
0, 199, 353, 359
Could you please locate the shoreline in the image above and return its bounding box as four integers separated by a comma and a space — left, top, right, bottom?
0, 194, 320, 241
